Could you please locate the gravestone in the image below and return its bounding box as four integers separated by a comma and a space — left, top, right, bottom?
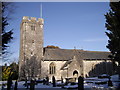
52, 76, 56, 87
78, 76, 84, 90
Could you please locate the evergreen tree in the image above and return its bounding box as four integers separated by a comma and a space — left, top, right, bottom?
105, 2, 120, 77
1, 2, 14, 54
105, 2, 120, 64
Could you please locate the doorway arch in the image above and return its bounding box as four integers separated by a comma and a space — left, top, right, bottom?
73, 70, 78, 77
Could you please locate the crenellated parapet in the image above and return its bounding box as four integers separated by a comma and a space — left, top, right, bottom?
22, 16, 44, 25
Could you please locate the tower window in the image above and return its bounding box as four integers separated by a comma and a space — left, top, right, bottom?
49, 62, 56, 74
31, 25, 35, 30
32, 40, 34, 43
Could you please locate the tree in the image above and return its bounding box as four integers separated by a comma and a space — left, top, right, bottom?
9, 62, 19, 80
2, 66, 13, 80
105, 2, 120, 67
45, 45, 60, 49
1, 2, 14, 54
2, 62, 18, 80
20, 56, 40, 80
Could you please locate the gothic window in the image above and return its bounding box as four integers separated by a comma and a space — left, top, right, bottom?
49, 62, 56, 74
31, 25, 35, 30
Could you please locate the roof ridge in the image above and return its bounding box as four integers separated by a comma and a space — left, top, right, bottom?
45, 48, 84, 51
83, 50, 110, 53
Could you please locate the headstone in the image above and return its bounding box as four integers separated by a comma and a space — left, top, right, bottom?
61, 76, 63, 83
43, 78, 46, 85
7, 75, 13, 90
78, 76, 84, 90
30, 79, 35, 90
25, 78, 29, 89
14, 80, 18, 90
108, 77, 113, 87
52, 76, 56, 87
46, 76, 49, 85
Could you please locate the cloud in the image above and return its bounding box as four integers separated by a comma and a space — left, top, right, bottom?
83, 38, 107, 42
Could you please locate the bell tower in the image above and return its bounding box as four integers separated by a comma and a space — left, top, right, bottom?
19, 16, 44, 80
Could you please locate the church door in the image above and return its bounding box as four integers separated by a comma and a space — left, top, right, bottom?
73, 70, 78, 78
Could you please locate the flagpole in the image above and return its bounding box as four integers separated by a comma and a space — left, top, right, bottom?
40, 3, 42, 18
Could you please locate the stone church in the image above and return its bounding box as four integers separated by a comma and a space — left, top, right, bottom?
19, 16, 113, 81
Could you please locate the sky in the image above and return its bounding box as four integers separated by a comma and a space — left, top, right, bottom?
5, 2, 110, 64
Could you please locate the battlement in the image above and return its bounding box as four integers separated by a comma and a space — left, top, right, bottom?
22, 16, 44, 24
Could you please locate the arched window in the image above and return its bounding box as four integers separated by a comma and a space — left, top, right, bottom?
49, 62, 56, 74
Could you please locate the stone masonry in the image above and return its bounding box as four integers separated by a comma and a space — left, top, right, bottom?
19, 16, 113, 81
19, 16, 44, 80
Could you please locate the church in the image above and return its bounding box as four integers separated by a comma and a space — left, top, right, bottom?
19, 16, 113, 81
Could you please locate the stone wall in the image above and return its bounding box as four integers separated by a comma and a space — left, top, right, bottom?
67, 57, 83, 78
83, 60, 113, 77
41, 57, 84, 81
41, 60, 66, 80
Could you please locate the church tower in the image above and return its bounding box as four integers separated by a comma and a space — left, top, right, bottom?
19, 16, 44, 80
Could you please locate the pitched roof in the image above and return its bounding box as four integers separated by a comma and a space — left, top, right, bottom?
43, 48, 111, 61
60, 60, 72, 70
43, 48, 76, 60
82, 51, 111, 60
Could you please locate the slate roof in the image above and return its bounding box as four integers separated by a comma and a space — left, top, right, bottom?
60, 60, 72, 70
82, 51, 111, 60
43, 48, 111, 61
